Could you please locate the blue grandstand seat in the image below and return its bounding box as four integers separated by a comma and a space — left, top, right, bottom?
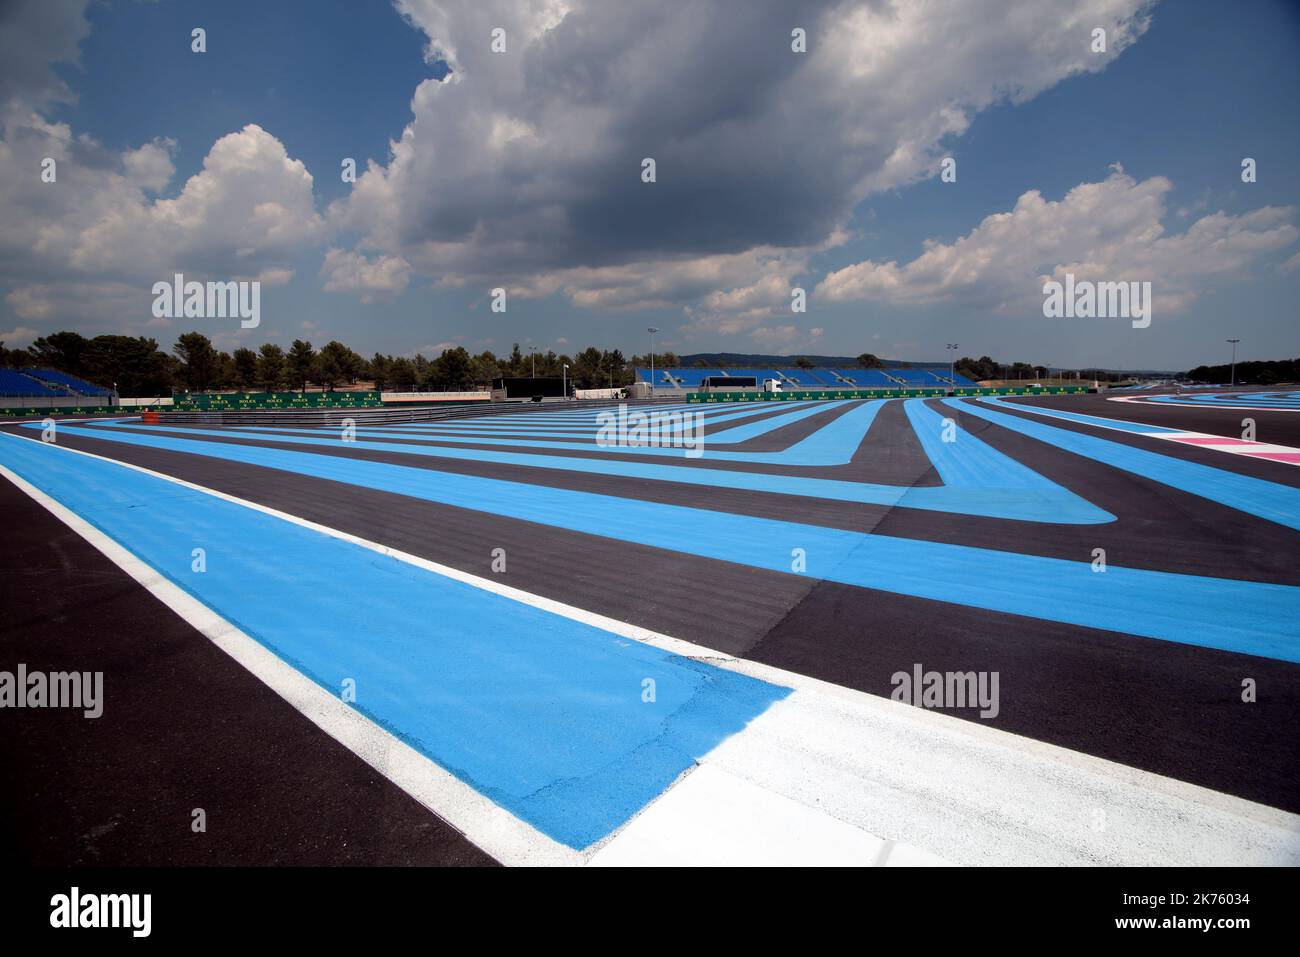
0, 368, 68, 397
776, 368, 820, 386
635, 367, 727, 388
852, 369, 900, 386
23, 368, 112, 397
632, 364, 973, 390
884, 369, 936, 385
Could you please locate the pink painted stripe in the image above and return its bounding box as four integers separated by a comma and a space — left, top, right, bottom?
1243, 451, 1300, 463
1167, 436, 1254, 445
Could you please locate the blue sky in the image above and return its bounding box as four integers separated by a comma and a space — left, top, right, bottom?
2, 0, 1298, 369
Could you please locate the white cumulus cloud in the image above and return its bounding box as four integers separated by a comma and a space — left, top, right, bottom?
816, 168, 1299, 317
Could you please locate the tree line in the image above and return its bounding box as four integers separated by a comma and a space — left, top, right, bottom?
10, 329, 1275, 394
1185, 357, 1299, 385
0, 330, 681, 396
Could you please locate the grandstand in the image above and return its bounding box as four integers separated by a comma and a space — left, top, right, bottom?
634, 366, 976, 391
23, 368, 113, 397
0, 368, 71, 397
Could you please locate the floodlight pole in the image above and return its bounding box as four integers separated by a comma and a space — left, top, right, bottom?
946, 343, 958, 386
562, 363, 568, 399
1226, 339, 1240, 387
648, 327, 659, 397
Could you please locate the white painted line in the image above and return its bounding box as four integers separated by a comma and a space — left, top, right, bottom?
0, 449, 579, 868
690, 678, 1300, 866
5, 432, 1299, 866
590, 763, 950, 866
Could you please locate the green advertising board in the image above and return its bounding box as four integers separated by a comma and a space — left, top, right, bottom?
686, 385, 1088, 402
0, 406, 121, 418
171, 390, 384, 411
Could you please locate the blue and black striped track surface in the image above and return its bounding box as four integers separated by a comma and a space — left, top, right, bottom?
1117, 389, 1300, 410
1, 389, 1297, 863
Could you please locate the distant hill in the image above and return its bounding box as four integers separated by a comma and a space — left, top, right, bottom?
678, 353, 947, 369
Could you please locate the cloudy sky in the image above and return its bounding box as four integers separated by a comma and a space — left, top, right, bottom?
1, 0, 1297, 368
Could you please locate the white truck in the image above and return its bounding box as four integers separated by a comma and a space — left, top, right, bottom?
762, 378, 783, 393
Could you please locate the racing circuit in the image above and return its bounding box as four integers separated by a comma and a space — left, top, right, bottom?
1, 390, 1298, 866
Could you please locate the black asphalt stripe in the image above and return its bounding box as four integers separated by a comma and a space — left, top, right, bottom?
7, 429, 1298, 813
0, 478, 497, 867
109, 400, 945, 486
988, 394, 1300, 479
22, 414, 1299, 586
10, 421, 947, 528
745, 578, 1300, 814
850, 396, 934, 472
197, 399, 857, 457
340, 400, 839, 448
926, 400, 1300, 584
1029, 391, 1300, 447
4, 430, 817, 656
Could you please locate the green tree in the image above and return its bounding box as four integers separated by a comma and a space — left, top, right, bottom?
604, 348, 630, 386
232, 347, 258, 390
572, 346, 604, 389
388, 357, 418, 389
29, 331, 90, 375
955, 355, 997, 382
318, 340, 363, 389
173, 332, 219, 391
431, 347, 472, 390
257, 343, 286, 391
856, 353, 883, 369
468, 351, 500, 387
0, 340, 33, 368
368, 353, 391, 391
82, 335, 172, 395
214, 351, 237, 390
286, 339, 315, 391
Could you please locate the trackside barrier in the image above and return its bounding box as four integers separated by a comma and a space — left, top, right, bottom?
686, 385, 1090, 402
976, 385, 1090, 395
0, 405, 122, 418
687, 389, 946, 402
152, 398, 639, 427
171, 390, 385, 411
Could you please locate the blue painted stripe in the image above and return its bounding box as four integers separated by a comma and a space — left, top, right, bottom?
904, 399, 1070, 489
338, 400, 848, 443
20, 425, 1300, 660
1140, 391, 1300, 409
230, 401, 872, 464
0, 433, 787, 849
1119, 391, 1300, 410
71, 417, 1111, 523
980, 398, 1170, 434
956, 398, 1300, 531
